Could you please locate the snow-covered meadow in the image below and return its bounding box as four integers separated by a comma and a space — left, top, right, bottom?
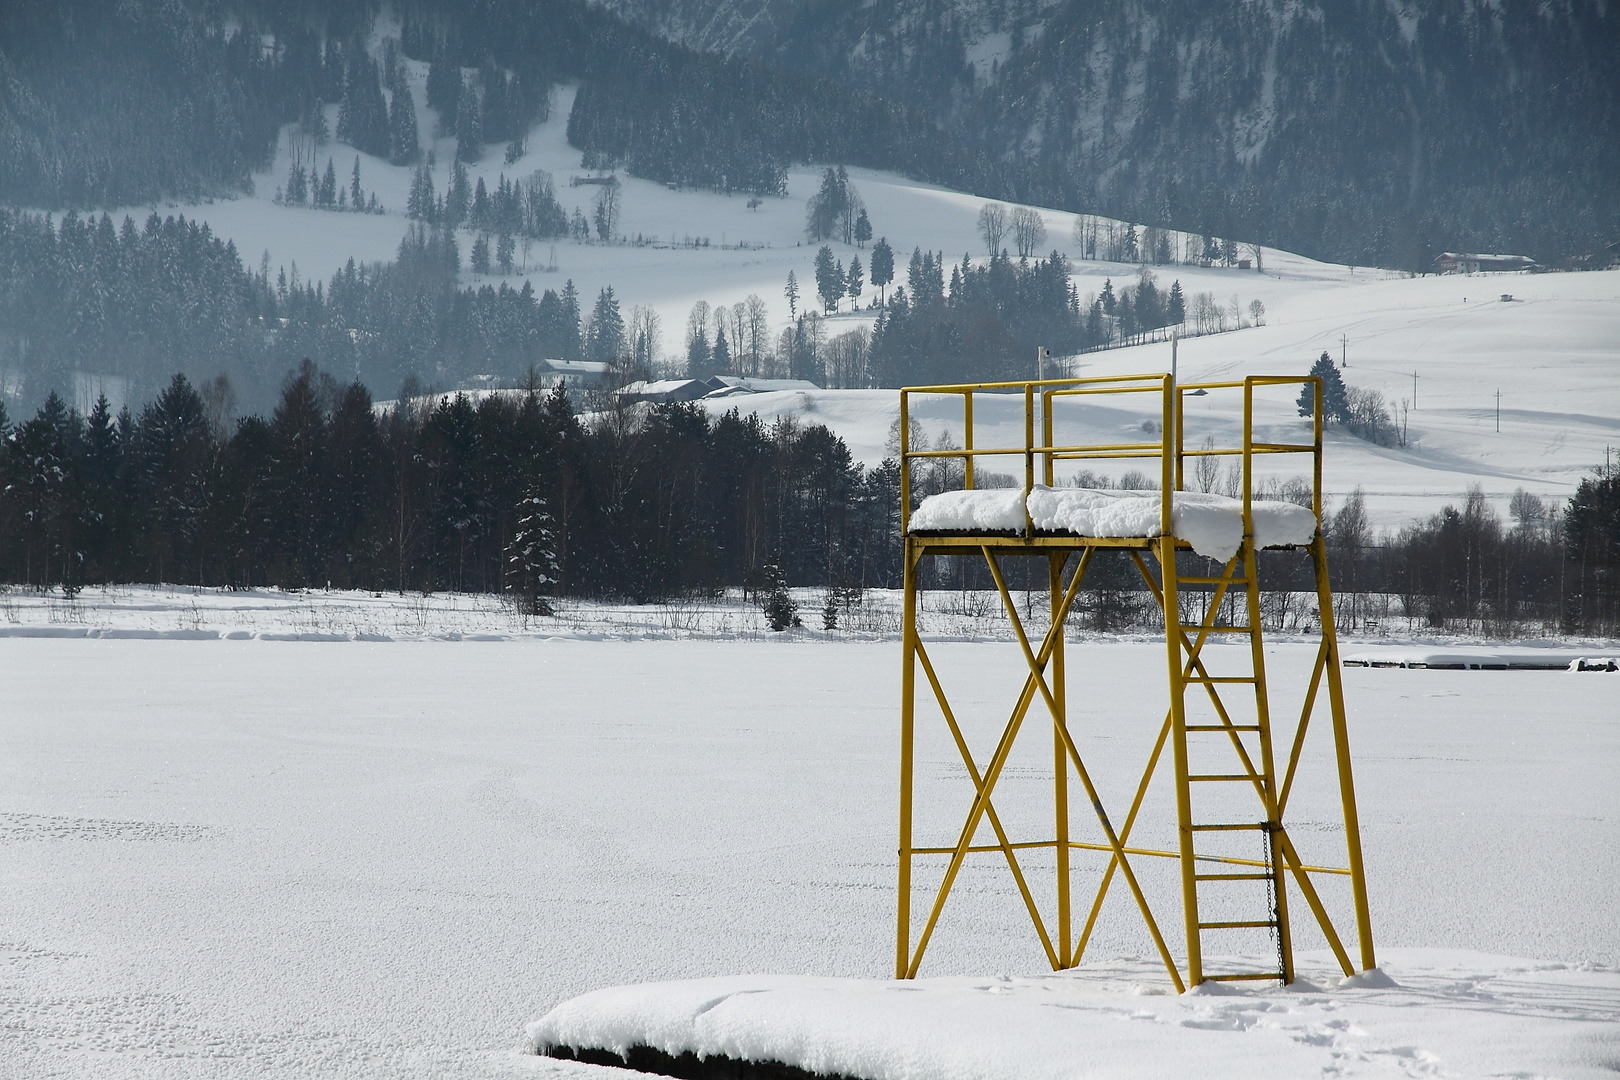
2, 627, 1616, 1078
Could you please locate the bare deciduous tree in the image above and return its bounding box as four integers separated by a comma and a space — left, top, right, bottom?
1010, 206, 1047, 258
977, 202, 1008, 256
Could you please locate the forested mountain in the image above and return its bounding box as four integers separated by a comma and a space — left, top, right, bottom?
0, 0, 992, 210
599, 0, 1620, 268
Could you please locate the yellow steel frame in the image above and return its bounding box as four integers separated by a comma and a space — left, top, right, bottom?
895, 372, 1375, 989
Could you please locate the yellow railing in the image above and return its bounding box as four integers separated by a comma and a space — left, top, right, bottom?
899, 372, 1327, 540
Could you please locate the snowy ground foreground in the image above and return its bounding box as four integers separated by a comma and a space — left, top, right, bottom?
1, 636, 1615, 1078
112, 42, 1617, 532
531, 959, 1620, 1079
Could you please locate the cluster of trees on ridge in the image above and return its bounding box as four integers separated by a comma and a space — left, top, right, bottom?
3, 366, 1617, 636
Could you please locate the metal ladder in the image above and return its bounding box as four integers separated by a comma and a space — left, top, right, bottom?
1161, 535, 1293, 986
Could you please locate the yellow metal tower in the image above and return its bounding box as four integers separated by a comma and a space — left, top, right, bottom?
895, 372, 1374, 989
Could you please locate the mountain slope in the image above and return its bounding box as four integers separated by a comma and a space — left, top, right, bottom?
598, 0, 1620, 269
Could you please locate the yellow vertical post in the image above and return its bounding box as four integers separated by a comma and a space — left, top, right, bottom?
1023, 384, 1035, 538
1042, 390, 1055, 488
897, 390, 915, 980
898, 538, 917, 979
1313, 536, 1376, 972
964, 391, 974, 490
1308, 372, 1374, 972
1050, 551, 1071, 966
1158, 373, 1200, 986
1161, 533, 1199, 987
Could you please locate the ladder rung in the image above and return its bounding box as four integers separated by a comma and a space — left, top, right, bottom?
1196, 626, 1254, 634
1179, 576, 1250, 585
1190, 823, 1268, 832
1204, 972, 1283, 982
1194, 872, 1273, 881
1199, 919, 1278, 930
1188, 773, 1254, 782
1184, 676, 1258, 684
1185, 724, 1262, 732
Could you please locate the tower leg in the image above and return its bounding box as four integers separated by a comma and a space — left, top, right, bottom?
1159, 537, 1201, 987
898, 539, 918, 978
1050, 552, 1071, 966
1311, 537, 1376, 971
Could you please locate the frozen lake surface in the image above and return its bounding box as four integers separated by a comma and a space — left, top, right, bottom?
1, 637, 1615, 1077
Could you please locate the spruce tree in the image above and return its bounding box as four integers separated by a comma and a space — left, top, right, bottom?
814, 246, 841, 313
388, 83, 419, 165
471, 233, 491, 274
761, 558, 799, 631
455, 74, 483, 162
507, 487, 559, 616
846, 256, 863, 309
713, 325, 732, 374
854, 208, 872, 248
1299, 351, 1350, 421
870, 238, 894, 305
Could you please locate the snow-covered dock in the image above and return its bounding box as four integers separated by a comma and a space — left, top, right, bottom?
531, 953, 1620, 1079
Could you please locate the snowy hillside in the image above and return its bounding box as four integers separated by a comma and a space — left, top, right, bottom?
145, 62, 1620, 533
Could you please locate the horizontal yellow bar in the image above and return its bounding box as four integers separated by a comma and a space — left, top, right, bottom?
1047, 385, 1165, 397
910, 841, 1057, 855
902, 373, 1168, 394
910, 838, 1350, 876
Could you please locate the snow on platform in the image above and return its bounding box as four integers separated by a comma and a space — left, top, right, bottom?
530, 952, 1620, 1079
909, 487, 1318, 563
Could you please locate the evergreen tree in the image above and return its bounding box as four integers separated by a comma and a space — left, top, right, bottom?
336, 52, 390, 159
761, 557, 799, 630
320, 158, 338, 207
854, 208, 872, 248
426, 57, 459, 119
388, 83, 419, 165
870, 238, 894, 305
784, 271, 799, 320
585, 287, 624, 365
350, 157, 364, 209
846, 256, 864, 309
470, 233, 491, 274
496, 232, 515, 275
455, 74, 483, 162
1299, 351, 1350, 421
814, 246, 842, 314
713, 325, 732, 374
507, 486, 559, 616
1167, 280, 1186, 325
446, 161, 471, 225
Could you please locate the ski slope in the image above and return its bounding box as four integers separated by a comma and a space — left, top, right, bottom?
141, 53, 1620, 532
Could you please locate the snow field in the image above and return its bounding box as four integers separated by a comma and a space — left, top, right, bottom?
0, 637, 1615, 1077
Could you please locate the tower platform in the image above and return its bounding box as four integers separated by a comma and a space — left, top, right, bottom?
895, 371, 1375, 990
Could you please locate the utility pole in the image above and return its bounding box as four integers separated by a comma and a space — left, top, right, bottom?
1495, 388, 1501, 433
1413, 370, 1418, 409
1341, 333, 1348, 368
1037, 346, 1050, 381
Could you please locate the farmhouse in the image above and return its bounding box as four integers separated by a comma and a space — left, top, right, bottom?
1434, 251, 1538, 274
